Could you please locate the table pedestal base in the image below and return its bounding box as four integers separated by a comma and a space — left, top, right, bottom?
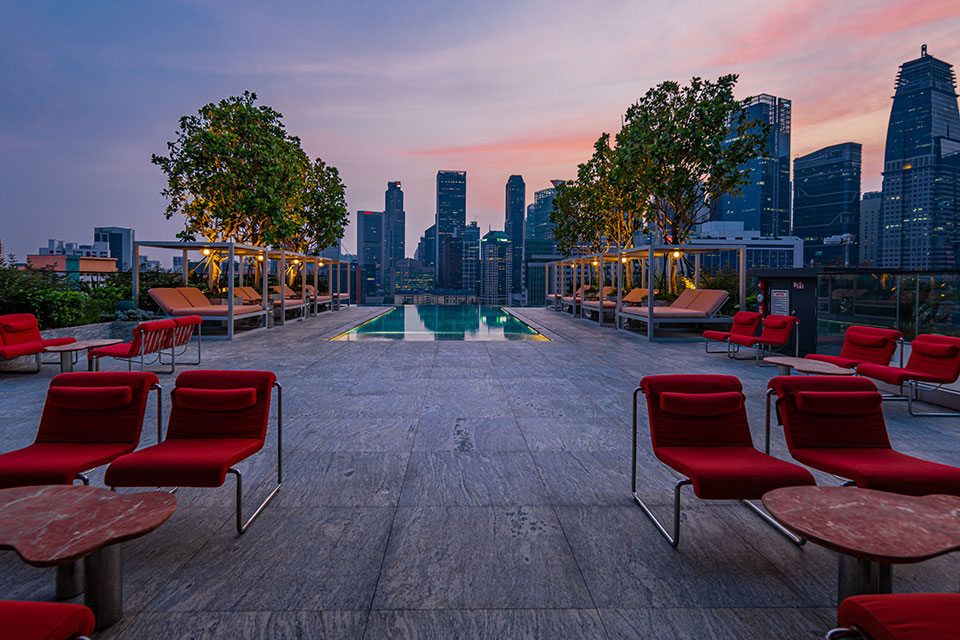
85, 544, 122, 630
838, 553, 893, 605
776, 363, 791, 377
55, 561, 84, 599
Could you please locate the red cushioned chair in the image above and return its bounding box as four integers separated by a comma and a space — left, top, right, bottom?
0, 313, 76, 373
0, 372, 161, 489
702, 311, 762, 354
160, 315, 203, 367
727, 314, 798, 365
0, 600, 95, 640
88, 319, 176, 373
805, 326, 903, 371
766, 376, 960, 495
827, 593, 960, 639
105, 370, 281, 534
857, 334, 960, 417
633, 374, 815, 547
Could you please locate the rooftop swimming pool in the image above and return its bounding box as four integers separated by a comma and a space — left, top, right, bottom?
331, 305, 549, 341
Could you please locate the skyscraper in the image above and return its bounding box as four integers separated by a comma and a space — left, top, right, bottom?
715, 94, 792, 237
880, 46, 960, 269
859, 191, 883, 266
461, 221, 481, 297
435, 170, 466, 288
383, 181, 405, 295
480, 230, 511, 305
504, 175, 525, 302
93, 227, 135, 270
525, 183, 560, 241
793, 143, 862, 266
356, 210, 383, 301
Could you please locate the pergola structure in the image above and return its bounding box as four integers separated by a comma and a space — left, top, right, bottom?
132, 241, 346, 339
546, 244, 747, 341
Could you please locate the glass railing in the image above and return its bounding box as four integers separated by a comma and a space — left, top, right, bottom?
817, 269, 960, 352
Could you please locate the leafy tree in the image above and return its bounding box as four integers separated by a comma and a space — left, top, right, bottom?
616, 75, 768, 246
285, 158, 349, 255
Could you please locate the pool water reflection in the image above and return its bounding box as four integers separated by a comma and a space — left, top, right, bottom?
332, 305, 549, 341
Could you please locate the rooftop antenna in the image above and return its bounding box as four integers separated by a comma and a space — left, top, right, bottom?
922, 44, 927, 57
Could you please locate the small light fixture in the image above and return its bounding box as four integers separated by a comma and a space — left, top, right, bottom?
293, 259, 300, 265
592, 260, 598, 266
201, 248, 211, 256
257, 255, 264, 261
621, 257, 627, 263
671, 251, 681, 259
318, 262, 324, 267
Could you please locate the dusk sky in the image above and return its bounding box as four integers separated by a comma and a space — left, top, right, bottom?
2, 0, 959, 263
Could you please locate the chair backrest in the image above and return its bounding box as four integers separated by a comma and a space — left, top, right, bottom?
149, 288, 193, 314
730, 311, 762, 337
758, 315, 798, 346
639, 374, 753, 449
0, 314, 42, 346
176, 287, 211, 307
904, 334, 960, 383
128, 319, 176, 356
688, 289, 729, 316
35, 372, 158, 445
600, 286, 616, 299
840, 326, 902, 366
234, 287, 259, 303
768, 376, 890, 450
622, 289, 649, 304
169, 316, 202, 348
167, 370, 277, 441
671, 289, 700, 309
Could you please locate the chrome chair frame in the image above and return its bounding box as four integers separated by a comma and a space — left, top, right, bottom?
632, 387, 805, 548
160, 323, 202, 367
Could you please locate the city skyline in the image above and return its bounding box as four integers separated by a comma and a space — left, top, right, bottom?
2, 2, 959, 262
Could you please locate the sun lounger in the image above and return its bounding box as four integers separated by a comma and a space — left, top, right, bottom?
148, 287, 268, 338
581, 287, 619, 323
618, 289, 730, 331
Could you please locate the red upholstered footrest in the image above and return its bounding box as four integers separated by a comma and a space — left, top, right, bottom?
702, 330, 731, 342
0, 600, 95, 639
838, 593, 960, 640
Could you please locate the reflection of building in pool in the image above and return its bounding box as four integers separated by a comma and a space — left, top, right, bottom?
480, 230, 512, 305
417, 304, 480, 339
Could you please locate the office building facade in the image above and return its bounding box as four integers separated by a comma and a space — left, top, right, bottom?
461, 221, 481, 297
356, 210, 384, 301
859, 191, 883, 266
504, 175, 525, 302
880, 46, 960, 269
715, 94, 792, 237
480, 230, 511, 305
435, 170, 466, 288
525, 183, 559, 241
93, 227, 135, 269
793, 143, 861, 266
383, 181, 405, 295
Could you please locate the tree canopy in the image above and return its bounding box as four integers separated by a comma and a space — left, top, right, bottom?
550, 75, 768, 258
152, 91, 347, 254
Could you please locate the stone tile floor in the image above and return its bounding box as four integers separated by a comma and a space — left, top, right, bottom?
1, 306, 959, 638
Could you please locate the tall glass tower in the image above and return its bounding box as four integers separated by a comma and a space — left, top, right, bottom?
383, 181, 405, 294
715, 94, 791, 237
504, 175, 525, 300
435, 170, 466, 288
793, 142, 861, 266
880, 46, 960, 269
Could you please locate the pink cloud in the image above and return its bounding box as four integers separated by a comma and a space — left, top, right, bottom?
402, 133, 598, 158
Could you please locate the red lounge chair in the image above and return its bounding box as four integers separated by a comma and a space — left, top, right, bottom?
857, 334, 960, 417
702, 311, 762, 354
827, 593, 960, 639
633, 374, 815, 547
105, 370, 282, 534
766, 376, 960, 495
727, 314, 798, 364
0, 313, 76, 373
163, 315, 203, 366
88, 319, 176, 373
0, 372, 161, 489
0, 600, 95, 640
805, 325, 903, 370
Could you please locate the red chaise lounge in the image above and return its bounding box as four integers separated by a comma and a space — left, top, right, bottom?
88, 319, 176, 373
857, 333, 960, 417
827, 593, 960, 639
633, 374, 815, 547
767, 375, 960, 495
727, 314, 798, 364
0, 600, 94, 640
0, 372, 160, 489
105, 370, 282, 534
0, 313, 76, 373
804, 325, 902, 370
702, 310, 762, 354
